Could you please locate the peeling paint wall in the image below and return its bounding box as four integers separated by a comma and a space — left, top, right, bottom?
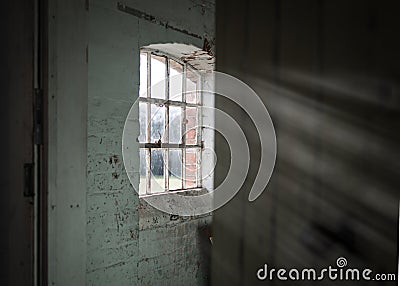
138, 204, 211, 285
86, 0, 214, 285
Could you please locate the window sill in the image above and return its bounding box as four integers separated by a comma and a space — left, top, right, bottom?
139, 187, 209, 198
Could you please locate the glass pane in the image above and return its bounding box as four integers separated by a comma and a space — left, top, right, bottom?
151, 55, 166, 99
169, 59, 183, 101
150, 104, 165, 143
139, 149, 147, 195
139, 102, 147, 143
169, 106, 181, 144
185, 149, 197, 188
150, 149, 164, 193
168, 149, 182, 190
185, 107, 198, 144
139, 53, 148, 98
186, 68, 199, 104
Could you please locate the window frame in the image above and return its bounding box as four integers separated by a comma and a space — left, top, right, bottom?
139, 49, 204, 197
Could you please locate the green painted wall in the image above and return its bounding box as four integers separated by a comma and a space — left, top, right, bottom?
86, 1, 214, 285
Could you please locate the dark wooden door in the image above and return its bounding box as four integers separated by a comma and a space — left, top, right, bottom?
0, 0, 35, 285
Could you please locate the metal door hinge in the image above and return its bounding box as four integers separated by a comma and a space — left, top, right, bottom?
34, 88, 43, 145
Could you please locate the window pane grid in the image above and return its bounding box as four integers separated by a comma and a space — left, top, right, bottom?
142, 147, 202, 191
139, 50, 203, 196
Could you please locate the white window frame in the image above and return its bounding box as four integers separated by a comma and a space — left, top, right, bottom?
139, 49, 204, 197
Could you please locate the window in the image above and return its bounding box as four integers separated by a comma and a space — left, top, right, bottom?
139, 50, 204, 196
